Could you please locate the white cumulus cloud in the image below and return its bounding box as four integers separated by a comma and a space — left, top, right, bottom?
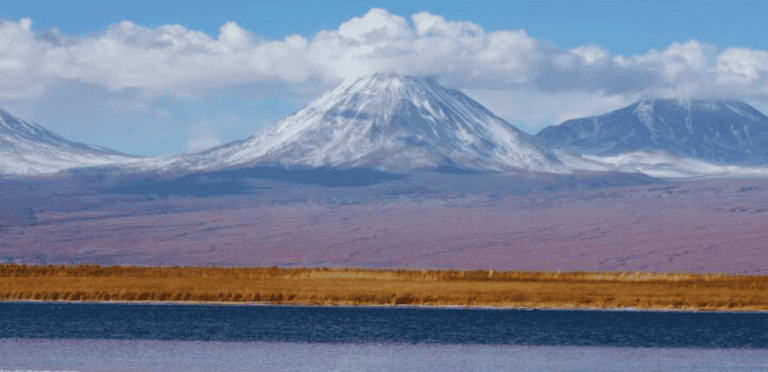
2, 9, 768, 100
716, 48, 768, 85
3, 8, 768, 135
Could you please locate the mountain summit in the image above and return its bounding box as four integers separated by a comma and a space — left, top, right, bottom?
0, 109, 134, 175
175, 73, 561, 173
536, 99, 768, 165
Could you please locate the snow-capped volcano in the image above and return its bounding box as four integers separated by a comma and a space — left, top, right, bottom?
537, 99, 768, 165
169, 73, 561, 173
0, 109, 136, 176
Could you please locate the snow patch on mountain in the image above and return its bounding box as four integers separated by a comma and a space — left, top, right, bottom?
634, 100, 658, 140
554, 149, 768, 179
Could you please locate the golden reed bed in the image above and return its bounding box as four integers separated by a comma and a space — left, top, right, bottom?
1, 264, 767, 311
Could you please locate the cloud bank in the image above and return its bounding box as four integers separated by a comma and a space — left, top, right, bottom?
2, 7, 768, 139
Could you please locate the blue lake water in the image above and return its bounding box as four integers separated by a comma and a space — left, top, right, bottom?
1, 302, 767, 371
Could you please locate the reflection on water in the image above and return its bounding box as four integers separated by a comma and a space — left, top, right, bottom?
2, 339, 767, 372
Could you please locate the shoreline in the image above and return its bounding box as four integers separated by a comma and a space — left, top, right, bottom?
3, 298, 767, 313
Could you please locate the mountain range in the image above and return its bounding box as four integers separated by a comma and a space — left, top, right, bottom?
3, 73, 768, 178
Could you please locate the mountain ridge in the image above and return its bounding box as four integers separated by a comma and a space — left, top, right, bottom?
0, 109, 137, 176
6, 79, 768, 178
536, 98, 768, 165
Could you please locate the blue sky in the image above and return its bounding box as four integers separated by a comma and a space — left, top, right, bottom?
2, 1, 767, 156
7, 0, 768, 55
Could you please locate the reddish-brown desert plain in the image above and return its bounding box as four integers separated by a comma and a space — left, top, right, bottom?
3, 175, 767, 273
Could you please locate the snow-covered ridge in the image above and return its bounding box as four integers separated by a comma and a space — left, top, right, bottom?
537, 98, 768, 166
0, 109, 137, 176
151, 73, 565, 173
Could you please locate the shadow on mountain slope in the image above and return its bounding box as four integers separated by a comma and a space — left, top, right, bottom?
0, 167, 664, 229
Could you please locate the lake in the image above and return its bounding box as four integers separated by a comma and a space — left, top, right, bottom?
1, 302, 767, 371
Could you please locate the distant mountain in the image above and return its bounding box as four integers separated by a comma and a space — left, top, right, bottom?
163, 73, 563, 173
0, 109, 136, 176
537, 99, 768, 165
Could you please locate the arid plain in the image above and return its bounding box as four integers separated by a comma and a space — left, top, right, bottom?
2, 174, 766, 274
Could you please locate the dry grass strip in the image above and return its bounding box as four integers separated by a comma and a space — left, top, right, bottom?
1, 264, 766, 311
